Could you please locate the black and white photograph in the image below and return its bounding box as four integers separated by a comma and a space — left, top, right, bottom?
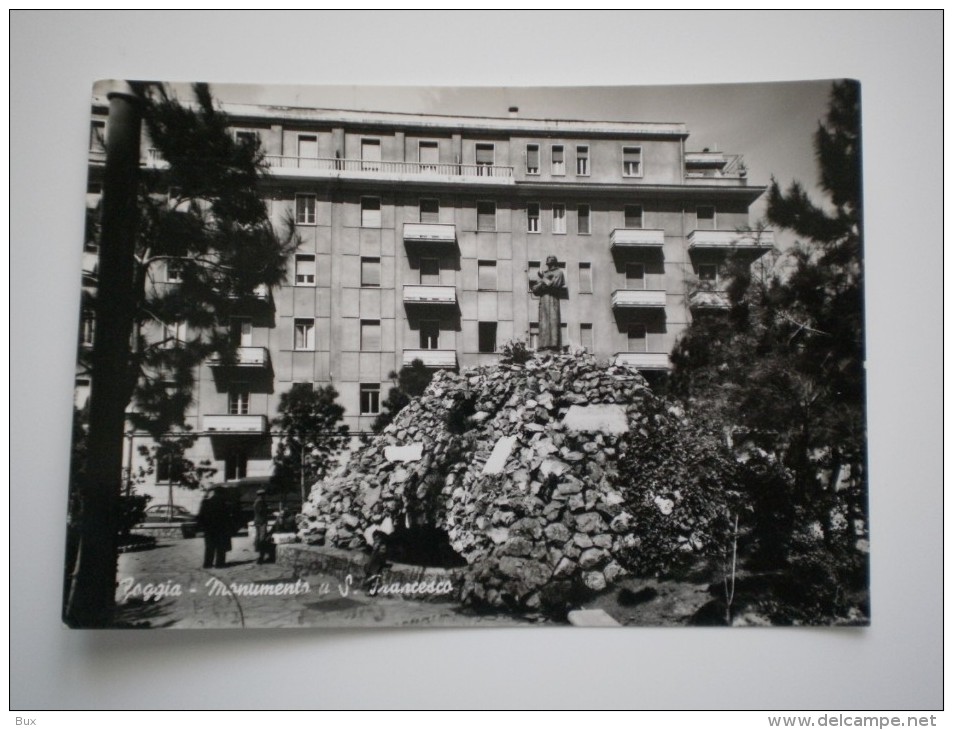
64, 77, 869, 631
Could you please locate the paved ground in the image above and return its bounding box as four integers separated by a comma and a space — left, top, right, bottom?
114, 533, 530, 630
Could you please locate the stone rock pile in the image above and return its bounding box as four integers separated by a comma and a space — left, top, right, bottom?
299, 351, 669, 612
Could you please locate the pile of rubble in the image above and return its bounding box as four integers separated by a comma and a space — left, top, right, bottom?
299, 351, 674, 612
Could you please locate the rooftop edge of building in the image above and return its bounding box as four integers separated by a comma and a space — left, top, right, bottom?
91, 94, 689, 139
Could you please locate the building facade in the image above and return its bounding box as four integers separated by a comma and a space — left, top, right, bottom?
80, 98, 772, 510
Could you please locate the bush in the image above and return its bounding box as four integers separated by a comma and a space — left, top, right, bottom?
500, 339, 533, 365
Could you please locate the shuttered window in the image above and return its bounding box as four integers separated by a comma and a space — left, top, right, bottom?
623, 146, 642, 176
526, 144, 540, 174
360, 320, 381, 352
361, 197, 381, 228
477, 201, 496, 231
551, 145, 565, 175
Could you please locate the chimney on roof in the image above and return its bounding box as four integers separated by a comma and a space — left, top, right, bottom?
508, 106, 519, 118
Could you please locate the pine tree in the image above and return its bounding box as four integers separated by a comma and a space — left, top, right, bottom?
65, 83, 296, 626
670, 80, 866, 584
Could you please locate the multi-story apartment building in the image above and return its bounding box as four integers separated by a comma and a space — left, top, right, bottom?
80, 97, 773, 509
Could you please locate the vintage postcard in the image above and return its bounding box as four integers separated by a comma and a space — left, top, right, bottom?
64, 79, 868, 629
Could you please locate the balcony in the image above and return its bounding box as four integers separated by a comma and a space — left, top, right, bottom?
688, 229, 775, 253
403, 222, 457, 245
684, 152, 748, 186
203, 414, 267, 434
611, 289, 667, 309
207, 346, 270, 368
609, 228, 665, 250
403, 285, 457, 306
402, 349, 458, 369
614, 352, 671, 371
689, 290, 730, 311
261, 155, 515, 184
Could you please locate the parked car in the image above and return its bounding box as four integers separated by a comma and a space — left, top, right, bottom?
141, 504, 196, 523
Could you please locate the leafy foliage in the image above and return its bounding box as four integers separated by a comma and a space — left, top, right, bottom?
371, 359, 435, 433
668, 80, 867, 615
500, 338, 533, 365
134, 434, 216, 490
272, 384, 349, 494
617, 399, 747, 577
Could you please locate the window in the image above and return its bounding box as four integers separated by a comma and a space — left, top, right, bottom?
298, 134, 318, 159
235, 130, 259, 147
475, 144, 494, 175
526, 144, 540, 175
295, 254, 315, 285
577, 204, 591, 235
165, 260, 182, 283
89, 120, 105, 153
419, 198, 439, 224
419, 141, 438, 170
627, 323, 647, 352
626, 263, 645, 289
419, 320, 440, 350
624, 204, 643, 229
419, 257, 440, 286
225, 450, 248, 481
528, 323, 539, 350
576, 145, 590, 176
230, 318, 252, 347
551, 145, 565, 175
80, 313, 95, 346
74, 378, 91, 410
478, 322, 497, 353
361, 139, 381, 171
552, 204, 566, 234
477, 201, 496, 231
527, 203, 540, 233
478, 260, 497, 290
156, 452, 175, 483
228, 386, 250, 415
361, 197, 381, 228
580, 323, 594, 352
623, 146, 642, 177
295, 194, 316, 225
698, 263, 718, 283
361, 257, 381, 287
579, 262, 593, 294
697, 206, 716, 230
360, 320, 381, 351
294, 319, 315, 351
528, 261, 540, 292
360, 383, 381, 415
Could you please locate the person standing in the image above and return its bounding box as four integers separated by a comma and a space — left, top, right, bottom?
253, 489, 271, 564
531, 255, 565, 351
197, 487, 232, 569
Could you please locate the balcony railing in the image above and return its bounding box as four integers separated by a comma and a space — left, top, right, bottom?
402, 349, 458, 369
610, 289, 667, 309
689, 290, 730, 310
614, 352, 671, 371
203, 414, 267, 434
688, 229, 775, 251
609, 228, 665, 250
403, 222, 457, 245
403, 285, 457, 305
263, 155, 515, 180
207, 346, 270, 367
685, 152, 746, 178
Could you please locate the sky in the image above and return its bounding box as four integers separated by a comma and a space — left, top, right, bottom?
200, 79, 837, 236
